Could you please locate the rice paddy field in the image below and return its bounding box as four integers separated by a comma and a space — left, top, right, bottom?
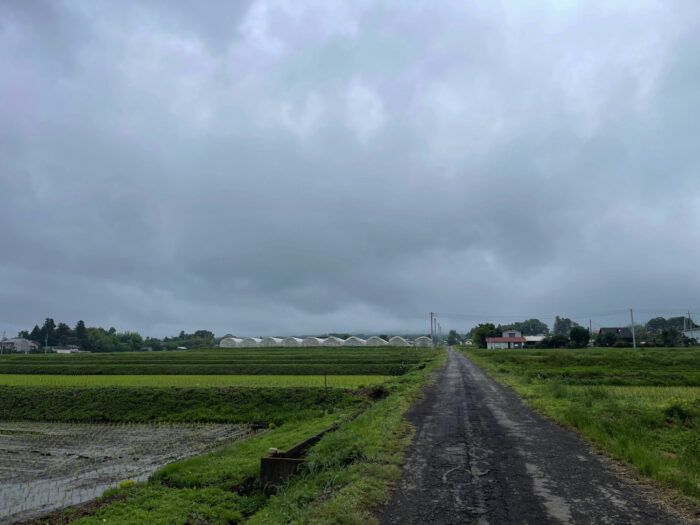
1, 346, 442, 523
464, 347, 700, 504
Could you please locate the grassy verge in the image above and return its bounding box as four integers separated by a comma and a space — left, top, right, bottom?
463, 347, 700, 504
33, 349, 445, 524
0, 374, 387, 388
0, 386, 365, 424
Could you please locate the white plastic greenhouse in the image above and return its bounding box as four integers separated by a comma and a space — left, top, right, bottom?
261, 337, 282, 347
388, 336, 409, 346
414, 336, 432, 347
366, 336, 388, 346
343, 336, 366, 346
322, 336, 345, 346
240, 337, 262, 347
302, 337, 325, 346
281, 337, 303, 347
219, 337, 242, 348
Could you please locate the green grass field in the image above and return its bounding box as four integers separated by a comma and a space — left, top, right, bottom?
464, 347, 700, 503
0, 347, 432, 375
0, 374, 387, 388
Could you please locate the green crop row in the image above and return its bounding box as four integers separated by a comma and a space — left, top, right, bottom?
0, 347, 435, 376
0, 386, 367, 424
0, 374, 387, 388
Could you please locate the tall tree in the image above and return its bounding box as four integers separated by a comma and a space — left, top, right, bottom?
40, 318, 57, 346
55, 323, 72, 346
472, 323, 499, 348
569, 326, 590, 348
553, 316, 579, 336
75, 320, 88, 349
447, 329, 460, 345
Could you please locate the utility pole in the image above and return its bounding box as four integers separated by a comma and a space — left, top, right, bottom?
430, 312, 435, 349
630, 309, 636, 351
589, 319, 592, 346
45, 333, 48, 354
688, 310, 693, 334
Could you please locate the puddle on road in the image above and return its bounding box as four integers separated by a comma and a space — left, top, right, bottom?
0, 421, 251, 523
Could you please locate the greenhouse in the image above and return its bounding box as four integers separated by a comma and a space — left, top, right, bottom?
414, 336, 432, 347
261, 337, 282, 347
322, 336, 345, 346
388, 336, 409, 346
281, 337, 303, 347
343, 336, 366, 346
240, 337, 262, 347
366, 336, 388, 346
302, 337, 325, 346
219, 337, 242, 348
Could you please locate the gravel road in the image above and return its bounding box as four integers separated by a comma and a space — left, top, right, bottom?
382, 348, 690, 524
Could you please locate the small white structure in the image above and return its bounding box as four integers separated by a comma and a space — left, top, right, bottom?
414, 336, 432, 347
388, 336, 409, 346
219, 337, 243, 348
344, 336, 366, 346
281, 337, 303, 347
240, 337, 262, 347
323, 336, 345, 346
261, 337, 282, 347
683, 328, 700, 341
302, 337, 325, 347
0, 338, 39, 353
366, 336, 388, 346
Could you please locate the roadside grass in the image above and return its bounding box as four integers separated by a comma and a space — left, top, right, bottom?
38, 349, 446, 524
0, 374, 387, 388
464, 347, 700, 503
0, 386, 366, 424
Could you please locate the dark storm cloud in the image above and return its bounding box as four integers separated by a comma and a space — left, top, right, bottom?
2, 0, 700, 337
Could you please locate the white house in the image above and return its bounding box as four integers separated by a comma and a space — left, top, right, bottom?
366, 336, 388, 346
1, 338, 39, 353
486, 330, 526, 349
683, 328, 700, 341
388, 336, 409, 346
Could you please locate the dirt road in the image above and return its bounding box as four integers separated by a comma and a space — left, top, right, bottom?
382, 348, 688, 524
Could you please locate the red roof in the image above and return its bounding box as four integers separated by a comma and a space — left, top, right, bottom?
485, 337, 526, 343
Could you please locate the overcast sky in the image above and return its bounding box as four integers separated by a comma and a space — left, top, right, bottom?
2, 1, 699, 338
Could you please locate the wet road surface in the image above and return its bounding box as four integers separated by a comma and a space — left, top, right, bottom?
382, 348, 689, 524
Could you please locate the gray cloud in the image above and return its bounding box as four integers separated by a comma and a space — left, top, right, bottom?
2, 0, 700, 337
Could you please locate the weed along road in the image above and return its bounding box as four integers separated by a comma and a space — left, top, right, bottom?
382, 348, 686, 525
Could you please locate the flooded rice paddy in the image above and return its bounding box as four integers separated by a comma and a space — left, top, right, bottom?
0, 421, 250, 523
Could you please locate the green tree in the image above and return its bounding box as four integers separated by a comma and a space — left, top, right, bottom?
40, 318, 57, 346
75, 320, 88, 350
596, 331, 617, 347
553, 316, 579, 336
29, 325, 41, 342
447, 329, 460, 345
569, 326, 590, 348
55, 323, 72, 346
645, 317, 667, 332
516, 319, 550, 335
472, 323, 499, 348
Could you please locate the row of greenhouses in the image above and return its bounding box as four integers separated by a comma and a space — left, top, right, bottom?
219, 335, 433, 348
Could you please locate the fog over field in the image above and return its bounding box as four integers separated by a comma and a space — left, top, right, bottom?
1, 1, 699, 337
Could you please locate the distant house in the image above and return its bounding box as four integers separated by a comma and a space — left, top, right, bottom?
486, 330, 526, 349
0, 338, 38, 353
524, 335, 546, 348
599, 327, 633, 343
682, 328, 700, 342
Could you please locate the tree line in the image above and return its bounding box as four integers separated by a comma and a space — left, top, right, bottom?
15, 319, 217, 352
465, 315, 698, 349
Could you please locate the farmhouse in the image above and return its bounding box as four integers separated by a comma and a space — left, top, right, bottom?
599, 327, 633, 343
486, 330, 526, 349
0, 337, 39, 353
